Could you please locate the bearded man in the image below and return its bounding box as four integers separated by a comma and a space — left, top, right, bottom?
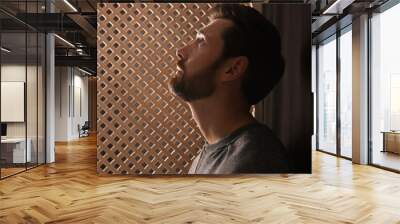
169, 4, 289, 174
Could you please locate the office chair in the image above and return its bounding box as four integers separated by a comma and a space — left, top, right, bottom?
79, 121, 90, 138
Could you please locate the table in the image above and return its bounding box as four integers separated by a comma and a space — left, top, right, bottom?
1, 138, 32, 163
381, 131, 400, 154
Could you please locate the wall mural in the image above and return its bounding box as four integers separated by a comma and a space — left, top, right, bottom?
97, 3, 213, 174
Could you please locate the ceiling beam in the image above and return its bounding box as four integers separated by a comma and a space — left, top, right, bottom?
55, 55, 96, 70
66, 13, 96, 47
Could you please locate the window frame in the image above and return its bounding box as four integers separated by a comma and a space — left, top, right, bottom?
315, 23, 353, 161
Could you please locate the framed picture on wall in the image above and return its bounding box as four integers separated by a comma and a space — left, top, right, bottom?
1, 81, 25, 122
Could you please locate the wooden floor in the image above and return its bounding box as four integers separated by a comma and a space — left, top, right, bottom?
0, 135, 400, 223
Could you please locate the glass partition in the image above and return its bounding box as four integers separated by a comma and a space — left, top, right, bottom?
1, 31, 28, 178
0, 0, 46, 179
38, 32, 45, 165
317, 35, 337, 154
27, 31, 38, 169
370, 2, 400, 171
339, 27, 352, 158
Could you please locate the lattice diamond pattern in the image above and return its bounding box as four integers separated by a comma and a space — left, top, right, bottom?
97, 3, 213, 174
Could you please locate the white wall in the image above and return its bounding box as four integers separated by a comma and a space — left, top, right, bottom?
54, 67, 89, 141
1, 63, 46, 163
1, 64, 34, 138
1, 65, 26, 141
72, 72, 89, 138
55, 66, 69, 141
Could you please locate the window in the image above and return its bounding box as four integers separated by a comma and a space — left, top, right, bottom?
317, 35, 337, 154
370, 2, 400, 171
339, 28, 352, 158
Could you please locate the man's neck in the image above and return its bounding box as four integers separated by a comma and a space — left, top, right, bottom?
188, 97, 257, 145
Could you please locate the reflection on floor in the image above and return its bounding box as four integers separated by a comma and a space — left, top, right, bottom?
0, 167, 25, 178
372, 150, 400, 171
0, 135, 399, 223
340, 147, 352, 158
0, 163, 41, 178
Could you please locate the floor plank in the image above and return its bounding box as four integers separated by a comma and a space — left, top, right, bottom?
0, 135, 399, 223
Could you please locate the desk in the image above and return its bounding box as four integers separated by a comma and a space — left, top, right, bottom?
382, 131, 400, 154
1, 138, 31, 163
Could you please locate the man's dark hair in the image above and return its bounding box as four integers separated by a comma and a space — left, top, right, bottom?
210, 4, 285, 105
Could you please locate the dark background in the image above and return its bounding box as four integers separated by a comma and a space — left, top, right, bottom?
255, 4, 312, 173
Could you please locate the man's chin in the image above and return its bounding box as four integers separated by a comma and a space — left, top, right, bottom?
168, 79, 183, 97
168, 76, 178, 93
168, 73, 183, 92
170, 91, 190, 102
169, 84, 192, 103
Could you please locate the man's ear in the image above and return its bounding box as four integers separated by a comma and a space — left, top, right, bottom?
221, 56, 248, 82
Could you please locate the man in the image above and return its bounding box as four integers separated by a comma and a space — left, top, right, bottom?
169, 4, 289, 174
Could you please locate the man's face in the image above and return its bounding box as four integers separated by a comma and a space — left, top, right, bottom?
169, 19, 234, 101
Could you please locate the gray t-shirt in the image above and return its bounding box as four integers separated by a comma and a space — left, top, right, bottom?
188, 122, 289, 174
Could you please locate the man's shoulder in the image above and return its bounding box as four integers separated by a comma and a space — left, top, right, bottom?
226, 122, 289, 173
232, 122, 284, 151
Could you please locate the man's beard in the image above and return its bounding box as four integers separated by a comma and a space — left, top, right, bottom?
169, 59, 222, 102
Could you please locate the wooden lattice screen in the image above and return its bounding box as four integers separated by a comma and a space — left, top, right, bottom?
97, 3, 214, 174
